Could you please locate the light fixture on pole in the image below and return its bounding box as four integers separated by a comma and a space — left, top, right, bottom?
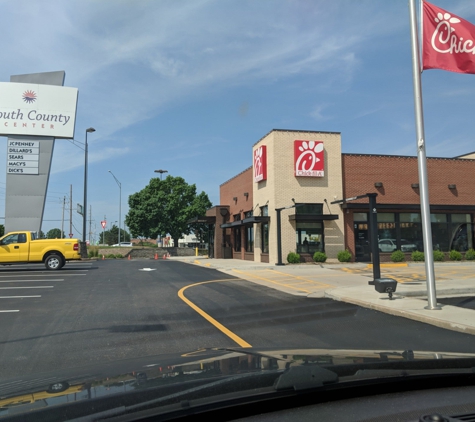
154, 169, 168, 180
83, 127, 95, 251
108, 170, 122, 245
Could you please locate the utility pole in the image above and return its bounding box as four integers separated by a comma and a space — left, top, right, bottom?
103, 214, 106, 245
89, 205, 92, 245
61, 196, 66, 239
69, 184, 73, 238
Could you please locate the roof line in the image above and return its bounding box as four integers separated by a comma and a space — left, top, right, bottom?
253, 128, 341, 146
342, 152, 475, 161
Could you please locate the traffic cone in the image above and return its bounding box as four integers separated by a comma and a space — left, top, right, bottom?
163, 254, 166, 260
102, 254, 105, 260
128, 254, 131, 260
154, 253, 158, 260
167, 252, 170, 258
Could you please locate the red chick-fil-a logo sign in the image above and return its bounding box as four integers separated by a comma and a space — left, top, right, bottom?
253, 145, 267, 182
294, 140, 324, 177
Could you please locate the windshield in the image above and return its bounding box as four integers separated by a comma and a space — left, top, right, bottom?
1, 1, 475, 421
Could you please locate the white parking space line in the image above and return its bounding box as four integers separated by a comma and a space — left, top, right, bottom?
0, 274, 85, 277
0, 296, 41, 298
0, 377, 60, 394
0, 286, 53, 289
0, 280, 64, 283
0, 310, 19, 312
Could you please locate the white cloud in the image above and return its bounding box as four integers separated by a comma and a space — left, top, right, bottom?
0, 0, 403, 148
310, 104, 331, 121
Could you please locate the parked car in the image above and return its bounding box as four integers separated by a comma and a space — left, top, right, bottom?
112, 242, 133, 247
378, 239, 417, 253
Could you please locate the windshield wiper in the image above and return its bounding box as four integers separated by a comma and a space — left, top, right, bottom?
274, 365, 338, 391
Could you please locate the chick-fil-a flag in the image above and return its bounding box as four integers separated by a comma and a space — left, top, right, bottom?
423, 1, 475, 74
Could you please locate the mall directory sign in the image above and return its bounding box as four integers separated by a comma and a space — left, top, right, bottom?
0, 82, 78, 139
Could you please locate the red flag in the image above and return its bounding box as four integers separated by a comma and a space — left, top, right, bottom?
423, 1, 475, 74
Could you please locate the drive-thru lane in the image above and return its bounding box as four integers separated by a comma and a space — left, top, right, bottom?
1, 259, 474, 381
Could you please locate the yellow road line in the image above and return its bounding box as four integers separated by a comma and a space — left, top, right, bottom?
232, 269, 311, 293
268, 269, 334, 288
178, 279, 252, 348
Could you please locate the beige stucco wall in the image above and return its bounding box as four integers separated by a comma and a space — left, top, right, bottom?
252, 130, 344, 263
457, 152, 475, 159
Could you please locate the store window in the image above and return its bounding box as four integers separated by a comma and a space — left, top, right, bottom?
377, 213, 396, 242
400, 213, 423, 251
355, 211, 474, 256
450, 214, 473, 252
296, 222, 323, 254
261, 222, 269, 253
246, 226, 254, 252
431, 214, 449, 251
234, 227, 241, 252
354, 213, 369, 261
260, 205, 269, 253
296, 203, 323, 214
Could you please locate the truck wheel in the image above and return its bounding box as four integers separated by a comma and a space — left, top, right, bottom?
47, 381, 69, 393
45, 254, 64, 270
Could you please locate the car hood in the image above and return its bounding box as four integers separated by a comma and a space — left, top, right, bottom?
2, 347, 475, 419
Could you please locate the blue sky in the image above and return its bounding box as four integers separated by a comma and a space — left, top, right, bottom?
0, 0, 474, 240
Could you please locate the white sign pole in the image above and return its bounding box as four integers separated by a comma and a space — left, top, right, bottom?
408, 0, 439, 310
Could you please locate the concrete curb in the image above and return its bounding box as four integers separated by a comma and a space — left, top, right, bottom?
324, 289, 475, 336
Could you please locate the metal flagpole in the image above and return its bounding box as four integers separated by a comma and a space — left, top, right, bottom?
408, 0, 440, 310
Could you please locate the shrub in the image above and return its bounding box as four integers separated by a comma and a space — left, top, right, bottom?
115, 254, 123, 259
449, 250, 462, 261
412, 250, 424, 262
313, 252, 327, 263
433, 250, 445, 261
391, 250, 405, 262
337, 249, 352, 262
287, 252, 300, 264
465, 248, 475, 260
88, 250, 95, 258
107, 253, 117, 259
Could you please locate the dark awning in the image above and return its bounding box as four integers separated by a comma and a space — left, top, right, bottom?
220, 220, 244, 228
288, 214, 339, 222
220, 216, 270, 229
242, 216, 270, 224
187, 216, 216, 224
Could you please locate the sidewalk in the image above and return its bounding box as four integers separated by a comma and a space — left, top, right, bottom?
172, 256, 475, 336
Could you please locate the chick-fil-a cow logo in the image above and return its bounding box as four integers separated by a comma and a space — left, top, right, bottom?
254, 145, 267, 182
294, 140, 324, 177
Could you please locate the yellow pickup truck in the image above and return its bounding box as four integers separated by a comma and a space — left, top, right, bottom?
0, 231, 82, 270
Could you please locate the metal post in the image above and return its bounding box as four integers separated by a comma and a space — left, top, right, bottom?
367, 193, 380, 281
275, 208, 283, 266
61, 196, 65, 239
409, 0, 440, 309
70, 184, 72, 238
108, 171, 122, 245
83, 128, 95, 254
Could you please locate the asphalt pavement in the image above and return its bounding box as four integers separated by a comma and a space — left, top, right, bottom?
172, 256, 475, 336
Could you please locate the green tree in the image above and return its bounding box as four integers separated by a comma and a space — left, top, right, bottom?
99, 225, 131, 245
46, 228, 65, 239
0, 224, 5, 237
126, 176, 212, 247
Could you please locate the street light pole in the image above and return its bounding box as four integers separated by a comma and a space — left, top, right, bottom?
108, 171, 122, 245
154, 169, 168, 180
83, 128, 95, 254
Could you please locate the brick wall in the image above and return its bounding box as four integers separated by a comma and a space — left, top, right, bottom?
219, 167, 253, 259
342, 154, 475, 259
342, 154, 475, 206
253, 130, 345, 263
